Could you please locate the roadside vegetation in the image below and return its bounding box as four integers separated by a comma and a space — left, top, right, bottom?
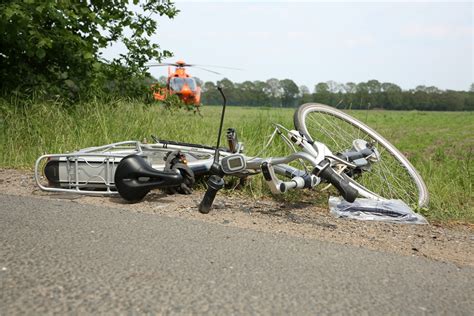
1, 99, 472, 224
1, 1, 178, 101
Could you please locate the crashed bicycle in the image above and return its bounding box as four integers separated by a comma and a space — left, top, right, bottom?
35, 88, 429, 213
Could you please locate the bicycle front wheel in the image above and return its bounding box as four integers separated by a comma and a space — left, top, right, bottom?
294, 103, 429, 208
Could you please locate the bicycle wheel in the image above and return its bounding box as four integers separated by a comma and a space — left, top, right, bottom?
294, 103, 429, 208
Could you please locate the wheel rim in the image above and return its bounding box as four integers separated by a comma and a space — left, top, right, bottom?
299, 105, 428, 208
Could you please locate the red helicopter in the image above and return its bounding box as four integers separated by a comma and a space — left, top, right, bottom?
147, 60, 239, 107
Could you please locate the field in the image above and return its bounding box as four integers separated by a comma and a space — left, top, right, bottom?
0, 100, 472, 223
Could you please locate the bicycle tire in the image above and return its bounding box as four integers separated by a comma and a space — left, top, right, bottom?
294, 103, 429, 208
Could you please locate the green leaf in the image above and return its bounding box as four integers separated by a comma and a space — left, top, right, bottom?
92, 62, 102, 71
83, 52, 93, 60
36, 48, 46, 59
64, 79, 78, 90
37, 38, 52, 48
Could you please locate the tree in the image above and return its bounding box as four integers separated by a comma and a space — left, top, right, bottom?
326, 80, 343, 93
425, 86, 441, 94
217, 78, 235, 90
265, 78, 283, 107
381, 82, 402, 93
280, 79, 299, 107
314, 82, 329, 94
194, 77, 203, 88
343, 82, 357, 94
252, 80, 271, 106
0, 0, 179, 99
354, 82, 370, 109
201, 81, 220, 104
265, 78, 282, 96
380, 82, 402, 109
465, 88, 474, 110
158, 76, 168, 85
216, 78, 236, 104
236, 81, 254, 105
366, 80, 381, 94
299, 85, 311, 103
202, 81, 216, 93
299, 85, 310, 96
313, 82, 331, 104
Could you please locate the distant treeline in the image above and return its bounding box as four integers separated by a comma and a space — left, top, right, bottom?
199, 78, 474, 111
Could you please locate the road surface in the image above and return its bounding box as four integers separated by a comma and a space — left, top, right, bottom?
1, 194, 472, 314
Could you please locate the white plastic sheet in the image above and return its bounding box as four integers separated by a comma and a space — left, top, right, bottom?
329, 196, 428, 224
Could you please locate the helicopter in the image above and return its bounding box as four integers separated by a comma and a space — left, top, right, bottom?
147, 60, 238, 107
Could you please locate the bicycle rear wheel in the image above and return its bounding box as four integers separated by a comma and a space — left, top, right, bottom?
294, 103, 429, 208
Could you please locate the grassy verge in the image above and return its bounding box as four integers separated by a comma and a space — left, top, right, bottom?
1, 99, 472, 223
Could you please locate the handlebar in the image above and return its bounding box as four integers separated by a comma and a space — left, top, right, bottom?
314, 159, 358, 202
198, 175, 225, 214
279, 177, 305, 192
199, 87, 227, 213
262, 161, 319, 194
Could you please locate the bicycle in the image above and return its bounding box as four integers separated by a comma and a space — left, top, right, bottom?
35, 88, 429, 213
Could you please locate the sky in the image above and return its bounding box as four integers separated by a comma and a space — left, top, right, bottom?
103, 1, 474, 92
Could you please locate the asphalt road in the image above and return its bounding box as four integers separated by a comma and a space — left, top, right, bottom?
0, 194, 473, 314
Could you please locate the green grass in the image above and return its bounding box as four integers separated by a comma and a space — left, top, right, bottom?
348, 110, 473, 223
0, 100, 472, 223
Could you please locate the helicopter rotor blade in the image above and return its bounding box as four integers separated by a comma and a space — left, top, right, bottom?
191, 64, 243, 71
145, 62, 241, 76
146, 62, 241, 71
191, 66, 223, 75
145, 63, 179, 67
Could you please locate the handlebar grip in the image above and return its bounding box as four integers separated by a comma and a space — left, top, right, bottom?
316, 160, 358, 203
198, 175, 225, 214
